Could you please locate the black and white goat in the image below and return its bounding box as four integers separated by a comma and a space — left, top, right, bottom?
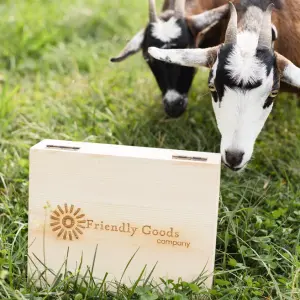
148, 0, 300, 171
111, 0, 230, 118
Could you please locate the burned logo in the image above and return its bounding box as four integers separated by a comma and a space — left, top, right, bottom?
50, 204, 86, 241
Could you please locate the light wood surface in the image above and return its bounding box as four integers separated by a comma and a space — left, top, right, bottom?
28, 139, 221, 289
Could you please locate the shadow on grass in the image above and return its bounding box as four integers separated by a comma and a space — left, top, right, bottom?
110, 91, 221, 153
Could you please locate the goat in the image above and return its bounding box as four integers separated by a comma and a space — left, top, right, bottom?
110, 0, 230, 118
148, 0, 300, 171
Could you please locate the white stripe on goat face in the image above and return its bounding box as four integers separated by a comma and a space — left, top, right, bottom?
151, 17, 182, 43
164, 90, 183, 102
210, 34, 277, 170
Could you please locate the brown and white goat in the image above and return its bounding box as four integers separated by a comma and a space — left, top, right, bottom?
149, 0, 300, 171
111, 0, 231, 118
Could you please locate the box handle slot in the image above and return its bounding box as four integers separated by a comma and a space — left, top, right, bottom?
172, 155, 207, 162
46, 145, 80, 151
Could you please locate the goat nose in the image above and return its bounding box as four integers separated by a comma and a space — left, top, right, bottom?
163, 96, 187, 118
225, 150, 244, 169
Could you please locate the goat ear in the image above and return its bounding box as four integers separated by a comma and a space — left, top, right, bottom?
187, 4, 229, 34
276, 52, 300, 88
148, 46, 220, 68
110, 29, 145, 63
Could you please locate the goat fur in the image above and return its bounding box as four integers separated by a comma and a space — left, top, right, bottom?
161, 0, 299, 94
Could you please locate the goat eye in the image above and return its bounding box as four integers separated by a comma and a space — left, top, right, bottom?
208, 84, 216, 92
269, 90, 279, 98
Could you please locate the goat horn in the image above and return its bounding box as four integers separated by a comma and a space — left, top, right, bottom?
175, 0, 185, 18
224, 2, 238, 44
149, 0, 158, 22
258, 3, 274, 48
163, 0, 175, 10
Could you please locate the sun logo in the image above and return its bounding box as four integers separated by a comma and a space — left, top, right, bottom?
50, 204, 86, 241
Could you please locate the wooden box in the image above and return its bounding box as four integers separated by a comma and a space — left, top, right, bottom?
28, 139, 221, 288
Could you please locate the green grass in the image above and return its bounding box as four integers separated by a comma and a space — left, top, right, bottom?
0, 0, 299, 299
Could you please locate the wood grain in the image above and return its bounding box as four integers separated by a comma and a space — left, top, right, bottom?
28, 139, 221, 289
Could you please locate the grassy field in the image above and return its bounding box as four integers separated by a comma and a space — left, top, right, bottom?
0, 0, 299, 299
